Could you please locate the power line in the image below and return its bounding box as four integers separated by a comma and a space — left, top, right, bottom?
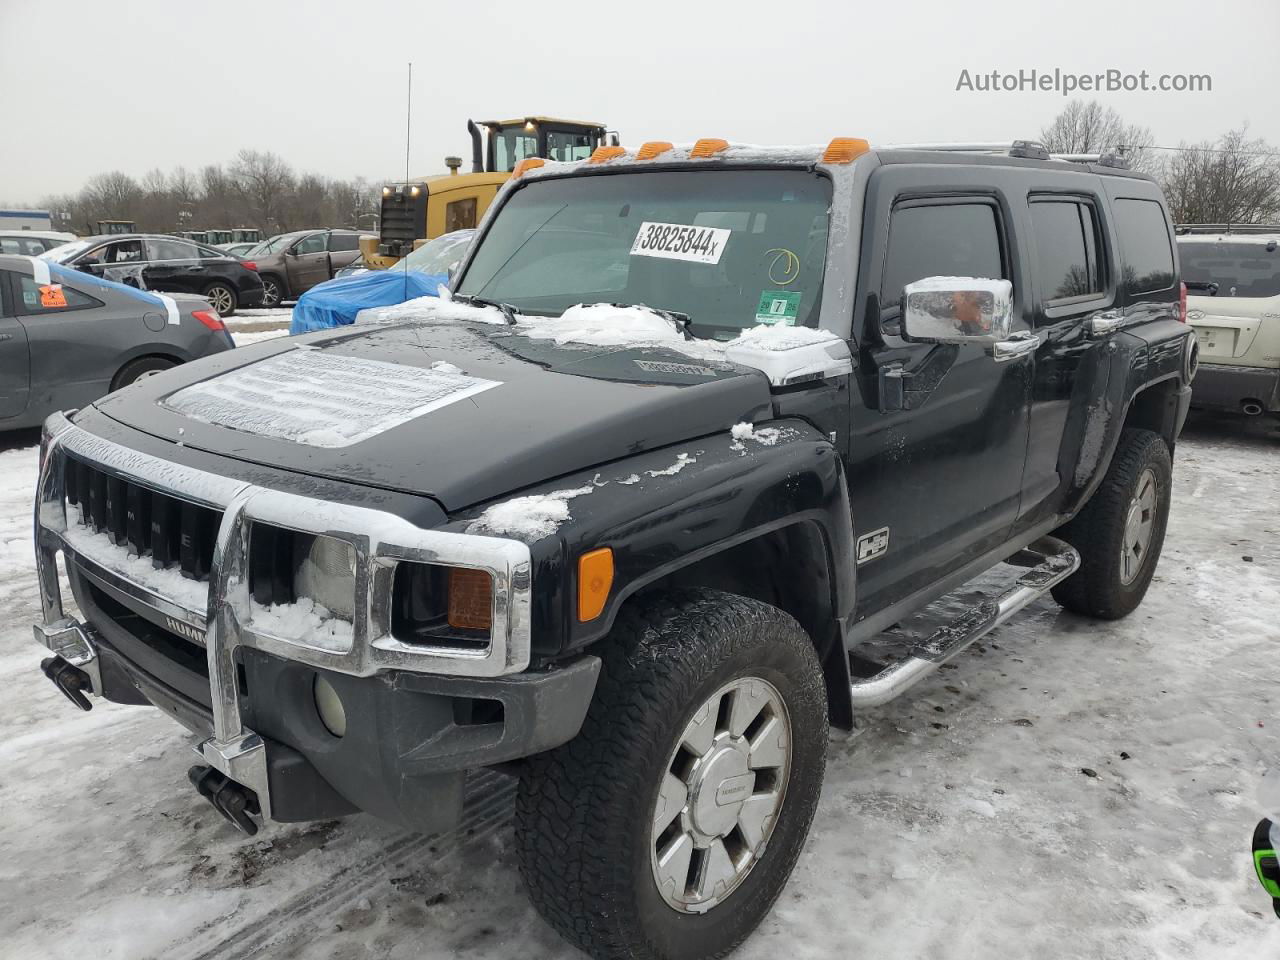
1142, 144, 1280, 157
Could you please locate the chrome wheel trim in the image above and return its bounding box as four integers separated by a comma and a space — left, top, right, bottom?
1120, 467, 1158, 585
650, 676, 791, 914
208, 285, 234, 315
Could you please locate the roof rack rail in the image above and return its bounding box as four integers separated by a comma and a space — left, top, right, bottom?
882, 140, 1130, 169
1175, 223, 1280, 235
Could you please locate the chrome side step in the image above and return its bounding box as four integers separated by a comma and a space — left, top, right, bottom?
848, 537, 1080, 709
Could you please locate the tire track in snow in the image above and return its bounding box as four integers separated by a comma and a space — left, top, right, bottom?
174, 770, 515, 960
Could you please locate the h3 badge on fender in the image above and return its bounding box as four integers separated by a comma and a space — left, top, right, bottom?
856, 526, 890, 565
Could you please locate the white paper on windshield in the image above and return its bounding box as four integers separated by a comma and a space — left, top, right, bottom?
630, 222, 730, 264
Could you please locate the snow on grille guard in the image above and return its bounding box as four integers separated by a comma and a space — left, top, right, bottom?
33, 411, 533, 827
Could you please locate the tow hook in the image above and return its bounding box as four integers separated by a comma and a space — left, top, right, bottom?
41, 655, 94, 711
188, 765, 262, 836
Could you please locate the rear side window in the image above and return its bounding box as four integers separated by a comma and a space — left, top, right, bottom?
1114, 199, 1175, 295
328, 233, 360, 252
148, 238, 200, 261
1029, 199, 1103, 303
18, 276, 100, 313
0, 236, 48, 256
881, 202, 1004, 313
1178, 240, 1280, 298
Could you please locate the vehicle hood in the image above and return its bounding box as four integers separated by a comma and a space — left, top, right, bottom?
92, 319, 774, 512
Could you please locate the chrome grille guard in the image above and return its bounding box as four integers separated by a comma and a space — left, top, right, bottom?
34, 411, 533, 822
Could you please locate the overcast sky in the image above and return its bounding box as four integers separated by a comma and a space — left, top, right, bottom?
2, 0, 1276, 204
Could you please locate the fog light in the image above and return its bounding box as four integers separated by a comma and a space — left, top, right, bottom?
314, 674, 346, 738
295, 535, 357, 620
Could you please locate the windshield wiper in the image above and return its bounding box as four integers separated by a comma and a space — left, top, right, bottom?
616, 303, 694, 339
452, 293, 520, 325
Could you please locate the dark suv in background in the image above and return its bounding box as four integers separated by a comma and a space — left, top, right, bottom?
244, 229, 369, 306
40, 234, 264, 317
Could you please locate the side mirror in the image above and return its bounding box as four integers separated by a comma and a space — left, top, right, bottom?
901, 277, 1013, 344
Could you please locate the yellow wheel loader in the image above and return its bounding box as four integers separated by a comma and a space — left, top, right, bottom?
361, 117, 618, 269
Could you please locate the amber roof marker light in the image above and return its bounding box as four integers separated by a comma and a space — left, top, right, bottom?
635, 141, 674, 161
588, 146, 628, 164
691, 138, 730, 158
511, 157, 546, 179
822, 137, 871, 163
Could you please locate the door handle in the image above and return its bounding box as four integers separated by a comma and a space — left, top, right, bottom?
0, 333, 11, 342
1087, 312, 1124, 337
992, 334, 1040, 363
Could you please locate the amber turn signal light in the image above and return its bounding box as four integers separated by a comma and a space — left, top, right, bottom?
577, 548, 614, 622
448, 567, 493, 631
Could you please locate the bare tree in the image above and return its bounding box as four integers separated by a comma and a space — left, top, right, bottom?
1158, 127, 1280, 224
230, 149, 295, 232
1041, 99, 1156, 172
32, 154, 380, 237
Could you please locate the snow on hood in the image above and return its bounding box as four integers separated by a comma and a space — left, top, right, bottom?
355, 295, 841, 369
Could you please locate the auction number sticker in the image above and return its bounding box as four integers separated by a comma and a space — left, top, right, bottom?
630, 221, 730, 264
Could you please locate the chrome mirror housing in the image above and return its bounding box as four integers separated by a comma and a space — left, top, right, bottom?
902, 277, 1013, 344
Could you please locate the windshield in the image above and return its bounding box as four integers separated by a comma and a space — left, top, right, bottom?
39, 239, 93, 262
455, 169, 831, 338
398, 229, 475, 275
1179, 240, 1280, 298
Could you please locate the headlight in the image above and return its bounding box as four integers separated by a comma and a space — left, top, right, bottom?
294, 534, 357, 620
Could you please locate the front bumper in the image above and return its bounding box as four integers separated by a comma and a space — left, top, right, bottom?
33, 413, 596, 833
1190, 362, 1280, 414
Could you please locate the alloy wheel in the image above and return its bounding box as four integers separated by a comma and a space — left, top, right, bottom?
650, 676, 791, 914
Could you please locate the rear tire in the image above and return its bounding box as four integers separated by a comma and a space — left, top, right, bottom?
514, 588, 828, 960
203, 282, 237, 317
1051, 428, 1172, 619
259, 275, 285, 308
111, 356, 176, 391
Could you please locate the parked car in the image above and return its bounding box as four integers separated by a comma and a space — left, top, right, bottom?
218, 241, 259, 258
0, 254, 232, 430
30, 139, 1193, 960
39, 234, 264, 318
1177, 227, 1280, 419
0, 230, 78, 256
242, 229, 370, 307
290, 229, 474, 333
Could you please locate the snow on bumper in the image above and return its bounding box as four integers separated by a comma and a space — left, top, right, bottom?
32, 412, 536, 829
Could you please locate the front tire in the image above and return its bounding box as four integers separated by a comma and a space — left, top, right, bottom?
259, 274, 285, 308
1051, 428, 1173, 619
515, 588, 828, 960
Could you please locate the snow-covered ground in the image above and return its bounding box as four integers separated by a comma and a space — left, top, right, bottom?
1, 413, 1278, 960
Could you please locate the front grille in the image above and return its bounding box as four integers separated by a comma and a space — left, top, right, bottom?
65, 455, 223, 581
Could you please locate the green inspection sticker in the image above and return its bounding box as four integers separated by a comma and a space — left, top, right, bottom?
755, 290, 801, 325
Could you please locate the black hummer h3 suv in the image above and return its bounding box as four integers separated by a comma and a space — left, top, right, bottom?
33, 137, 1195, 960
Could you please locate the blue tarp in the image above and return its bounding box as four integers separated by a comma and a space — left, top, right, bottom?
289, 228, 474, 335
290, 270, 447, 334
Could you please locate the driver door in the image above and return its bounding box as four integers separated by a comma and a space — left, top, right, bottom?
846, 169, 1033, 622
286, 232, 332, 294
